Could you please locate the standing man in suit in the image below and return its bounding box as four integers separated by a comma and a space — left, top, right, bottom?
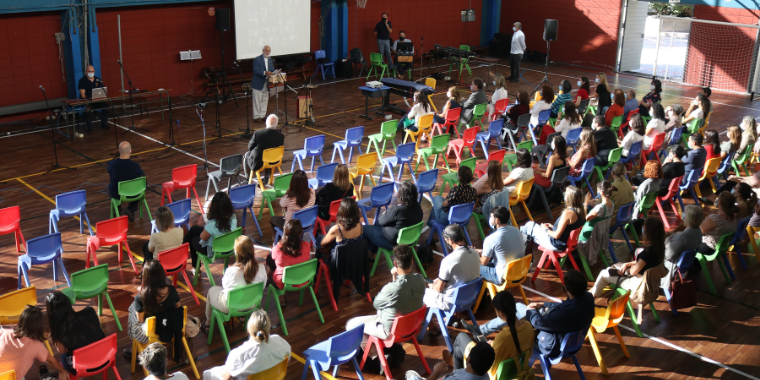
251, 46, 275, 123
246, 114, 285, 186
460, 78, 487, 125
508, 22, 526, 83
374, 13, 394, 71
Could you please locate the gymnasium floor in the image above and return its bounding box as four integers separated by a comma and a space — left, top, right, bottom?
1, 58, 759, 380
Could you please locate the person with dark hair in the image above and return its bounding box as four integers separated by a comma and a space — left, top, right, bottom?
407, 341, 496, 380
502, 148, 534, 195
139, 343, 190, 380
46, 291, 105, 374
392, 30, 414, 78
363, 181, 423, 254
639, 79, 663, 116
424, 225, 480, 316
683, 94, 710, 126
480, 206, 524, 284
575, 76, 591, 106
733, 182, 757, 220
683, 133, 707, 175
0, 306, 70, 379
316, 163, 354, 220
374, 12, 394, 71
270, 170, 316, 233
461, 78, 487, 124
696, 192, 737, 261
184, 191, 237, 270
533, 135, 567, 189
431, 166, 477, 224
549, 80, 573, 118
318, 197, 364, 266
623, 89, 638, 119
592, 115, 618, 167
703, 130, 722, 161
554, 101, 582, 138
472, 160, 504, 213
699, 87, 713, 113
659, 145, 686, 196
397, 90, 434, 134
621, 114, 646, 158
505, 91, 530, 128
345, 244, 426, 340
529, 85, 554, 126
268, 219, 311, 304
643, 103, 667, 150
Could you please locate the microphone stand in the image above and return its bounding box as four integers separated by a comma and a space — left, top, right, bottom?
196, 103, 210, 173
118, 60, 137, 130
40, 86, 75, 175
100, 87, 120, 156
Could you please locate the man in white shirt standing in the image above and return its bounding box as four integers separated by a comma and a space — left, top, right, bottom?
508, 22, 526, 83
251, 46, 275, 123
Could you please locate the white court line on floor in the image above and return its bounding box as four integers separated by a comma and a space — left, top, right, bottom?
522, 285, 760, 380
112, 120, 218, 167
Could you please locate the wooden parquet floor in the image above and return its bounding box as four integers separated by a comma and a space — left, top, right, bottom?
1, 59, 759, 380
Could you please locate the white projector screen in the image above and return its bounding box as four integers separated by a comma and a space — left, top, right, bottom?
233, 0, 311, 60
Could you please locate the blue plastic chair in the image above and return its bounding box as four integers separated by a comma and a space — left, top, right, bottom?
151, 198, 192, 234
476, 119, 504, 159
332, 126, 364, 164
18, 232, 70, 289
529, 330, 588, 380
308, 163, 339, 190
667, 126, 684, 149
678, 168, 703, 209
49, 190, 93, 236
273, 206, 319, 247
607, 202, 637, 261
380, 142, 417, 189
312, 50, 335, 81
416, 169, 439, 203
565, 128, 583, 153
537, 109, 551, 126
728, 217, 750, 269
662, 249, 697, 315
300, 324, 365, 380
418, 278, 482, 351
568, 157, 597, 198
228, 184, 264, 237
715, 152, 735, 187
292, 135, 326, 172
619, 140, 643, 171
357, 182, 395, 225
426, 202, 475, 256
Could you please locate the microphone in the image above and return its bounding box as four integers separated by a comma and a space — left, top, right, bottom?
233, 61, 240, 68
117, 60, 123, 67
39, 85, 46, 92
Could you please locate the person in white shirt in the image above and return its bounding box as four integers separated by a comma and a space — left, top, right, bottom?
392, 31, 414, 78
487, 73, 508, 117
508, 22, 526, 83
423, 225, 480, 316
553, 101, 583, 138
683, 94, 711, 126
203, 235, 268, 332
139, 343, 191, 380
203, 311, 290, 380
396, 90, 434, 135
502, 148, 534, 195
529, 85, 554, 126
621, 114, 646, 157
643, 103, 667, 150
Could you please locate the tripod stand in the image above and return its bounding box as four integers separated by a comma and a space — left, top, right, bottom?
531, 40, 552, 96
40, 86, 75, 175
212, 30, 239, 137
294, 77, 319, 129
240, 83, 252, 140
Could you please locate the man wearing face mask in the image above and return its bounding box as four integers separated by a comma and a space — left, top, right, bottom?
479, 206, 524, 285
460, 78, 487, 125
392, 30, 414, 78
592, 115, 618, 167
507, 22, 526, 83
251, 46, 275, 123
374, 13, 394, 72
78, 65, 110, 133
682, 133, 707, 175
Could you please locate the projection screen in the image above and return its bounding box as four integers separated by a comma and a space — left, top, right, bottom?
233, 0, 311, 60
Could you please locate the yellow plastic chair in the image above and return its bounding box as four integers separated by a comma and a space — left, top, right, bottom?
508, 178, 535, 227
747, 224, 760, 262
424, 78, 438, 112
253, 146, 285, 191
587, 290, 632, 375
695, 157, 721, 196
0, 286, 55, 357
130, 306, 200, 379
473, 254, 533, 312
247, 355, 289, 380
699, 111, 714, 136
404, 114, 434, 151
349, 153, 378, 196
0, 371, 15, 380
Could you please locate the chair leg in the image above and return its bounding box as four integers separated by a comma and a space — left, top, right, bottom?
473, 283, 488, 313
579, 254, 594, 281
613, 325, 630, 357
412, 337, 432, 375
587, 330, 608, 375
626, 300, 644, 337
181, 271, 201, 305
308, 287, 325, 323
182, 336, 200, 379
697, 255, 717, 295
411, 245, 427, 277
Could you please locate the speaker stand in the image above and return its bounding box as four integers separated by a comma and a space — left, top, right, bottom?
531, 40, 552, 97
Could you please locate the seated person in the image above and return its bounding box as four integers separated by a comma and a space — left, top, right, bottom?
203, 236, 267, 332
609, 162, 635, 226
682, 94, 710, 127
696, 192, 738, 260
621, 114, 646, 158
108, 141, 145, 221
431, 166, 477, 224
661, 205, 703, 291
593, 116, 618, 167
184, 192, 237, 270
363, 182, 423, 254
553, 101, 582, 138
139, 343, 190, 380
433, 86, 463, 126
594, 73, 612, 116
740, 116, 757, 153
46, 291, 105, 375
703, 130, 722, 161
318, 198, 364, 266
488, 74, 508, 118
683, 133, 707, 175
575, 76, 591, 106
502, 148, 534, 195
203, 311, 290, 380
734, 182, 756, 220
567, 128, 596, 176
480, 206, 524, 285
316, 164, 354, 220
143, 206, 183, 262
392, 31, 414, 78
529, 85, 554, 126
581, 181, 614, 242
345, 244, 426, 340
521, 186, 585, 252
0, 306, 70, 380
461, 78, 487, 125
397, 90, 434, 134
642, 103, 667, 150
549, 80, 573, 119
267, 219, 311, 306
721, 125, 740, 159
623, 89, 639, 119
472, 160, 504, 214
638, 79, 662, 117
659, 146, 686, 196
631, 161, 663, 223
246, 114, 285, 186
604, 89, 625, 126
533, 135, 567, 189
664, 104, 684, 132
269, 170, 315, 233
504, 91, 530, 128
407, 341, 495, 380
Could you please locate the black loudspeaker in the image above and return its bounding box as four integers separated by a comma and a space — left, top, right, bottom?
543, 19, 558, 41
216, 9, 231, 32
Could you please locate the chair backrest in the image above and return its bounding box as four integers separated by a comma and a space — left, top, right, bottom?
371, 182, 396, 207
605, 289, 631, 325
577, 98, 590, 114
448, 202, 475, 224
629, 140, 643, 157
580, 157, 596, 177
607, 147, 623, 164
0, 371, 15, 380
262, 146, 285, 168
0, 205, 21, 231
387, 307, 427, 343
71, 334, 119, 376
304, 135, 326, 154
683, 168, 702, 187
504, 254, 532, 284
703, 157, 721, 177
494, 98, 510, 113
282, 258, 318, 287
615, 202, 635, 224
445, 107, 462, 123
714, 232, 734, 256
157, 243, 190, 274
229, 184, 258, 209
565, 128, 582, 145
293, 206, 319, 231
517, 113, 531, 128
370, 52, 383, 64
325, 324, 365, 362
220, 154, 243, 175
0, 286, 37, 323
515, 178, 534, 201
451, 277, 483, 311
55, 190, 87, 215
431, 134, 450, 150
472, 103, 487, 118
665, 176, 684, 197
545, 132, 561, 147
462, 126, 479, 144
417, 169, 439, 192
550, 166, 570, 186
424, 77, 437, 89
117, 177, 147, 198
488, 118, 504, 135
459, 45, 470, 51
717, 152, 734, 174
70, 263, 109, 297
639, 191, 658, 213
651, 132, 666, 151
273, 172, 294, 195
165, 198, 192, 225
495, 349, 531, 380
356, 152, 378, 171
396, 221, 424, 245
380, 120, 397, 137
349, 48, 364, 62
95, 216, 129, 245
558, 330, 586, 358
212, 227, 243, 257
730, 217, 751, 245
489, 149, 506, 164
735, 144, 753, 164
418, 114, 434, 133
227, 281, 265, 314
27, 232, 62, 259
516, 140, 533, 152
172, 164, 198, 187
316, 162, 339, 182
676, 249, 698, 270
669, 126, 684, 145
346, 126, 364, 144
503, 154, 517, 171
396, 142, 417, 161
315, 50, 327, 60
247, 356, 289, 380
611, 115, 624, 128
460, 157, 478, 172
565, 228, 582, 252
538, 109, 551, 125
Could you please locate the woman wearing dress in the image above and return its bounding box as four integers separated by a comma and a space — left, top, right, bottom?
269, 170, 315, 233
319, 197, 364, 266
638, 79, 663, 117
433, 86, 463, 126
567, 128, 596, 176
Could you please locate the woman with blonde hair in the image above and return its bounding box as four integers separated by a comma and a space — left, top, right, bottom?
488, 73, 508, 117
740, 115, 757, 153
139, 343, 190, 380
202, 311, 290, 380
520, 186, 586, 252
594, 72, 612, 116
473, 160, 504, 213
567, 127, 596, 176
316, 164, 354, 220
202, 235, 267, 333
142, 206, 183, 262
529, 85, 554, 126
433, 86, 463, 126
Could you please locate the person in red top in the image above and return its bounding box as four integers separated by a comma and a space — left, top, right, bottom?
575, 76, 590, 106
0, 306, 69, 380
268, 219, 312, 305
704, 129, 722, 161
604, 89, 626, 126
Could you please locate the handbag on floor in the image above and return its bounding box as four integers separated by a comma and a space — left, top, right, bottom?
669, 268, 697, 310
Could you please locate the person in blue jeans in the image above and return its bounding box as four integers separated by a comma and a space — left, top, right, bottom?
374, 13, 394, 71
479, 206, 525, 284
430, 166, 476, 224
363, 182, 423, 254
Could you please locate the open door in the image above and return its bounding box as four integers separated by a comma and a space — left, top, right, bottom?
618, 0, 650, 72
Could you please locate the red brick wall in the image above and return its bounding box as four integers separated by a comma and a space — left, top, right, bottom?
684, 5, 760, 93
499, 0, 622, 70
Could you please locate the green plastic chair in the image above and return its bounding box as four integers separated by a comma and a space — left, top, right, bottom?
366, 52, 388, 80
732, 144, 753, 177
594, 147, 623, 181
208, 282, 264, 352
439, 157, 477, 195
494, 349, 531, 380
612, 286, 660, 338
503, 154, 517, 171
371, 221, 427, 277
110, 177, 152, 220
466, 103, 488, 130
193, 227, 242, 287
578, 247, 611, 281
61, 264, 122, 331
448, 45, 472, 76
516, 140, 533, 153
680, 118, 700, 145
265, 258, 324, 336
586, 104, 597, 117
637, 191, 658, 217
259, 173, 293, 219
641, 115, 652, 124
472, 212, 488, 241
416, 134, 451, 173
696, 232, 734, 295
367, 120, 398, 161
609, 115, 624, 136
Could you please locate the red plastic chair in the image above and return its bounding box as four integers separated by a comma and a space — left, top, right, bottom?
162, 164, 205, 214
618, 109, 640, 139
157, 243, 200, 305
69, 334, 122, 380
432, 107, 462, 138
475, 149, 506, 177
640, 132, 666, 166
531, 228, 582, 284
313, 260, 339, 312
446, 127, 480, 166
86, 216, 138, 274
0, 206, 26, 253
360, 307, 431, 380
489, 98, 510, 121
314, 196, 356, 235
655, 176, 684, 229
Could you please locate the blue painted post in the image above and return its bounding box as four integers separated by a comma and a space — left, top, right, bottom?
88, 8, 102, 77
480, 0, 501, 49
321, 0, 339, 62
337, 0, 348, 61
62, 8, 84, 99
